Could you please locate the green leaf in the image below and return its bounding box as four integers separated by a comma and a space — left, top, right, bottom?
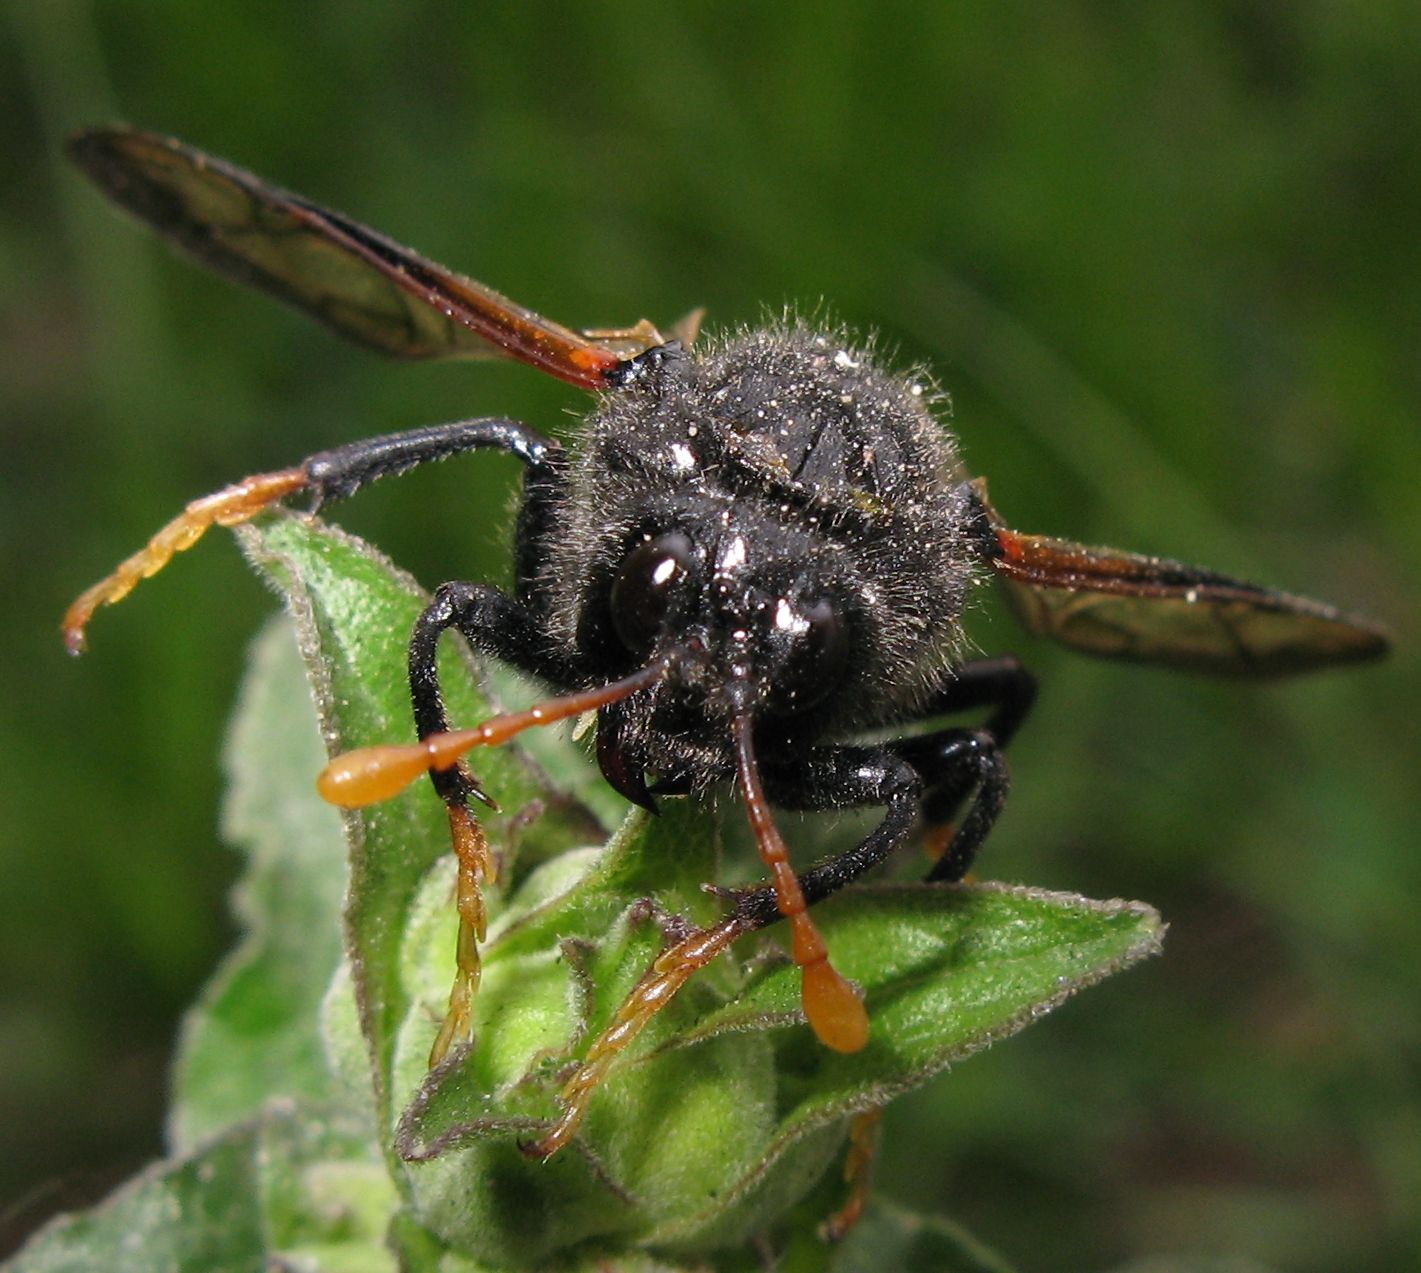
169, 615, 351, 1147
396, 862, 1160, 1258
7, 1104, 397, 1273
631, 883, 1163, 1252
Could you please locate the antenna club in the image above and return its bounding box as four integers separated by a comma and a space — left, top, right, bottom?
316, 743, 432, 807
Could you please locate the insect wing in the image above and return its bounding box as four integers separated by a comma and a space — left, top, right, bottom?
973, 484, 1390, 677
67, 127, 633, 389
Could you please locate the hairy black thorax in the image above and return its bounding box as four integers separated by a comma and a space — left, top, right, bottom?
540, 324, 981, 795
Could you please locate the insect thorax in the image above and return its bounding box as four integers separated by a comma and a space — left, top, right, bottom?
541, 323, 981, 733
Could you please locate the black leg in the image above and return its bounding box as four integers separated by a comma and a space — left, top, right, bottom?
508, 451, 569, 615
407, 580, 578, 807
881, 656, 1034, 880
63, 415, 566, 653
303, 417, 570, 611
302, 417, 559, 503
727, 744, 922, 929
309, 417, 577, 799
403, 577, 581, 1069
736, 663, 1025, 924
893, 729, 1009, 883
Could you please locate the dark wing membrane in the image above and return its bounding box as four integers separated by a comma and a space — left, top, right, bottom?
67, 126, 635, 389
971, 486, 1390, 677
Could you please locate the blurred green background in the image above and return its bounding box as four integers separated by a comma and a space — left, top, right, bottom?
2, 2, 1417, 1268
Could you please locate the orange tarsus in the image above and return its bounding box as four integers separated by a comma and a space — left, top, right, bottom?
62, 467, 308, 654
822, 1107, 884, 1242
428, 805, 493, 1067
526, 915, 749, 1159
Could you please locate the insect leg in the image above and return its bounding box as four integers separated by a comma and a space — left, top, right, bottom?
528, 746, 921, 1160
527, 914, 753, 1159
406, 579, 579, 1066
881, 656, 1033, 877
821, 1106, 883, 1241
750, 744, 924, 911
889, 729, 1010, 883
63, 416, 561, 653
302, 418, 559, 507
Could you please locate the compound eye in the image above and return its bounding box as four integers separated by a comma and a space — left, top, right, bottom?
769, 596, 849, 714
611, 532, 696, 657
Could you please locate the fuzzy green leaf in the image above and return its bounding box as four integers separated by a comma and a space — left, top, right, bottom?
169, 616, 351, 1147
6, 1104, 396, 1273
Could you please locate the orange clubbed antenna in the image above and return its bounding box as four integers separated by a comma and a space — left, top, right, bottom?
316, 656, 672, 809
731, 713, 869, 1053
